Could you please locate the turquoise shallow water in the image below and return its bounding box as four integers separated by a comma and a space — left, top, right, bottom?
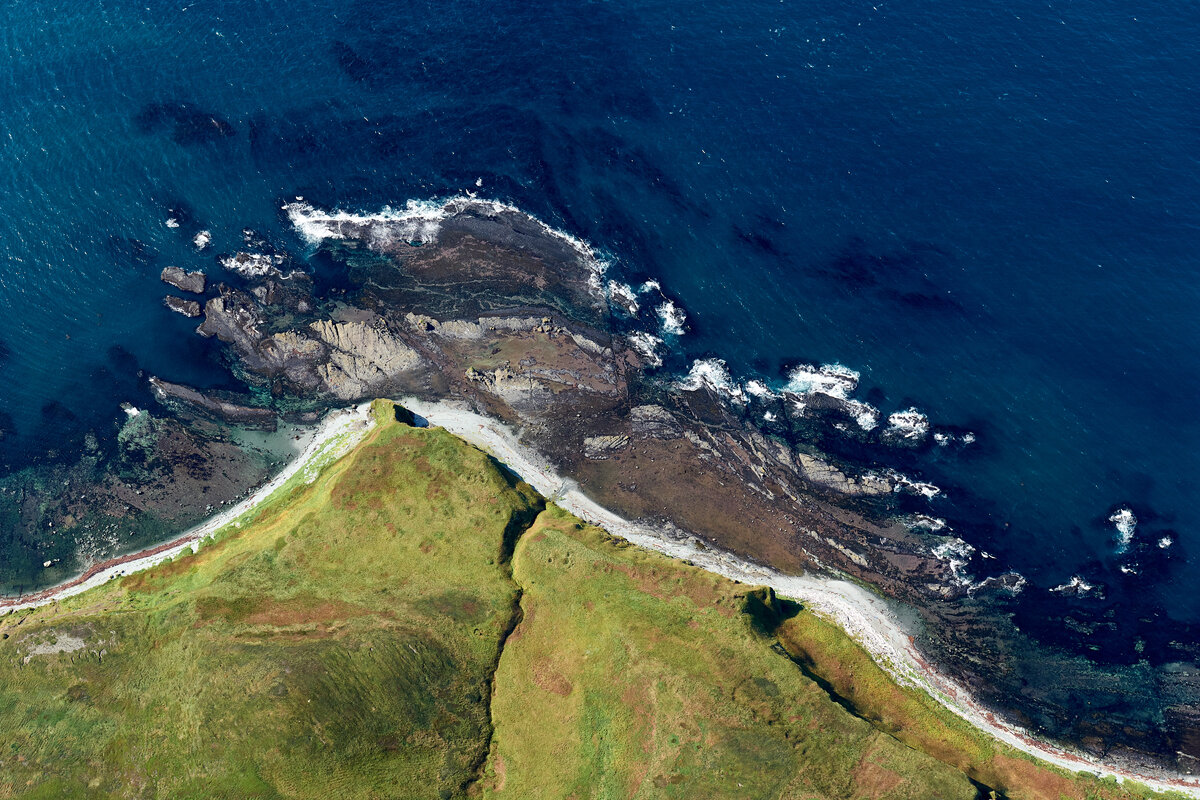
2, 0, 1199, 738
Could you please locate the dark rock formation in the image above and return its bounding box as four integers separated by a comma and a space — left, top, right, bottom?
160, 266, 207, 294
155, 200, 1193, 769
163, 296, 202, 318
149, 377, 277, 431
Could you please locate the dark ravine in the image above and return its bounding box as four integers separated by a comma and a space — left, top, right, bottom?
120, 200, 1200, 770
464, 481, 546, 796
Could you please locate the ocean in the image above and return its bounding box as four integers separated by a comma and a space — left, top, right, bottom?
2, 0, 1198, 716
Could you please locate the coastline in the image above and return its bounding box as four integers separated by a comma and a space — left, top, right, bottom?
5, 394, 1197, 795
400, 396, 1200, 799
0, 403, 376, 615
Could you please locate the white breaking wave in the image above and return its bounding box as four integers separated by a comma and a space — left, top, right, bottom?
783, 363, 860, 400
165, 217, 180, 229
193, 230, 212, 249
1109, 507, 1137, 553
639, 279, 662, 293
626, 331, 664, 368
283, 196, 612, 294
656, 300, 687, 335
907, 514, 949, 532
1050, 575, 1101, 597
607, 281, 639, 315
286, 197, 483, 246
780, 364, 879, 431
677, 358, 746, 404
1159, 536, 1174, 549
846, 400, 880, 431
889, 471, 942, 499
745, 380, 775, 399
933, 538, 976, 588
221, 252, 288, 279
886, 408, 931, 442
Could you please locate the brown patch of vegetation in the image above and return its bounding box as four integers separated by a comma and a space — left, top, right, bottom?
853, 747, 904, 799
531, 659, 573, 696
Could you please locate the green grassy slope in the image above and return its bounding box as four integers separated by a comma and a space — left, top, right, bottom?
0, 404, 1185, 799
0, 410, 542, 799
484, 506, 975, 800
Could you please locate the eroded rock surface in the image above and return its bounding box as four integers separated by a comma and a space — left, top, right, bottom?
160, 266, 206, 294
147, 199, 1191, 768
163, 296, 202, 318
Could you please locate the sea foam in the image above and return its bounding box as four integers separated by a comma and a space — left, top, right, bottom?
1109, 507, 1137, 553
607, 281, 640, 315
932, 538, 976, 588
677, 358, 746, 404
885, 408, 931, 442
784, 363, 860, 399
626, 331, 664, 368
284, 196, 614, 295
656, 300, 687, 335
1050, 575, 1102, 598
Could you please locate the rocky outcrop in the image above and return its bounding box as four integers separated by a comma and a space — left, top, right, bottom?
163, 296, 202, 318
149, 377, 278, 430
795, 451, 893, 497
143, 199, 1190, 769
309, 320, 424, 400
465, 365, 551, 410
160, 266, 206, 294
583, 434, 630, 459
197, 289, 264, 353
630, 405, 682, 439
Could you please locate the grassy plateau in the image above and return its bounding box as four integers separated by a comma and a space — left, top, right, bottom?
0, 402, 1185, 799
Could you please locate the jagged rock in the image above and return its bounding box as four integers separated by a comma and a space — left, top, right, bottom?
433, 319, 485, 339
404, 312, 438, 332
163, 296, 202, 318
974, 572, 1026, 595
160, 266, 206, 294
197, 289, 263, 352
630, 405, 682, 439
584, 435, 630, 459
795, 452, 893, 496
309, 319, 424, 400
472, 366, 551, 409
149, 377, 277, 430
196, 288, 325, 391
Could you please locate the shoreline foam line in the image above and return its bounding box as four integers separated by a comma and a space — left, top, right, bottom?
400, 396, 1200, 798
0, 402, 377, 615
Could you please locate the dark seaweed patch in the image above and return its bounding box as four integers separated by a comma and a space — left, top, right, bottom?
106, 235, 158, 270
332, 40, 380, 83
135, 102, 236, 145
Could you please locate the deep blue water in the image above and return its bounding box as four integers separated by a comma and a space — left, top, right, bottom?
2, 0, 1198, 667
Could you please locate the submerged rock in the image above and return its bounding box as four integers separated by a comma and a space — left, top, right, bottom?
149, 377, 278, 431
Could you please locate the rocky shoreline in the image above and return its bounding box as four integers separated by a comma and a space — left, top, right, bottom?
25, 197, 1196, 772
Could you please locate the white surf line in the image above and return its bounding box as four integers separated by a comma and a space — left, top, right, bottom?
0, 402, 377, 615
402, 396, 1200, 798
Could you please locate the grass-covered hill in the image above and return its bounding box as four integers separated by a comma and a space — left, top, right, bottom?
0, 403, 1182, 799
